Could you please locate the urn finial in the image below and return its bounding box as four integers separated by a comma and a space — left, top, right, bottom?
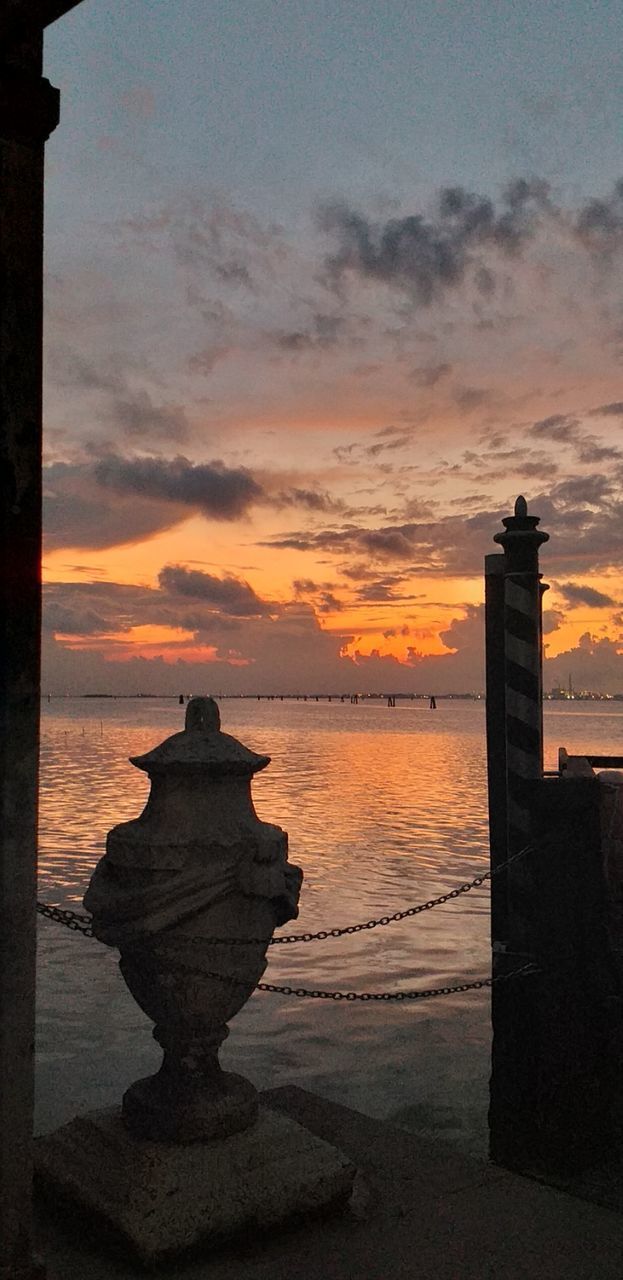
129, 696, 270, 776
185, 696, 220, 733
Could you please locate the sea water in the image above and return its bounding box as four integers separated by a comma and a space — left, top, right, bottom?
36, 697, 623, 1154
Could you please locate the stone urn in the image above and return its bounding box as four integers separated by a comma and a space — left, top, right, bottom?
84, 697, 303, 1143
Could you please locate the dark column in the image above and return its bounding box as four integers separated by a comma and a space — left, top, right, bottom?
0, 29, 60, 1280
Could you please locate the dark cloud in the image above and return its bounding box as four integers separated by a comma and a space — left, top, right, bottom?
546, 632, 623, 696
46, 346, 125, 394
214, 260, 253, 287
320, 178, 552, 305
259, 518, 446, 566
42, 576, 269, 645
158, 565, 272, 616
258, 476, 623, 581
46, 347, 191, 446
119, 198, 287, 296
575, 180, 623, 252
277, 487, 344, 513
112, 391, 190, 442
42, 603, 112, 635
358, 529, 416, 559
556, 582, 617, 608
44, 450, 270, 551
43, 462, 185, 551
43, 580, 166, 637
438, 604, 484, 653
274, 313, 344, 352
47, 451, 344, 550
41, 604, 623, 699
276, 332, 314, 352
332, 426, 419, 471
542, 609, 564, 634
529, 414, 579, 444
453, 386, 492, 413
576, 439, 623, 464
260, 518, 450, 568
261, 535, 320, 552
527, 418, 622, 466
187, 343, 234, 375
474, 265, 496, 297
517, 458, 560, 479
357, 581, 403, 602
383, 624, 411, 639
410, 362, 453, 387
43, 599, 359, 697
365, 428, 414, 458
549, 474, 613, 507
316, 591, 343, 614
291, 578, 343, 614
590, 402, 623, 417
95, 453, 264, 520
400, 497, 436, 520
448, 492, 491, 508
333, 442, 358, 464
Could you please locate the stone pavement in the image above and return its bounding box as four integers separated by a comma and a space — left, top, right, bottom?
36, 1085, 623, 1279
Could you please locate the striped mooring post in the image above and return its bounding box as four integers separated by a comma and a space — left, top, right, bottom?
486, 497, 549, 1171
493, 495, 549, 955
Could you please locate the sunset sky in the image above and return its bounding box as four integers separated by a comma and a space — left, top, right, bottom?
42, 0, 623, 694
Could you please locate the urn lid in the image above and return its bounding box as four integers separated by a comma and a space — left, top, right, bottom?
129, 697, 270, 777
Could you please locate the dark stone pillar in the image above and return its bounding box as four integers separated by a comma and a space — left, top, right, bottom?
491, 776, 622, 1174
0, 28, 59, 1280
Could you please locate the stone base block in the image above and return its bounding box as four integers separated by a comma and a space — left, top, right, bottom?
35, 1105, 356, 1266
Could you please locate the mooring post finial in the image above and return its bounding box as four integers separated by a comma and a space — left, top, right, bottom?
494, 496, 549, 558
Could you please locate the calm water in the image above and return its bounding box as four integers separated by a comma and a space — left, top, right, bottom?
36, 697, 623, 1154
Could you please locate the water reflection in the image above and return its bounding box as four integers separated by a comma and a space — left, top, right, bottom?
36, 698, 623, 1153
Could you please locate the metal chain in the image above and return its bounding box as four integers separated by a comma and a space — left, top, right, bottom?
36, 902, 94, 936
35, 851, 542, 1001
36, 836, 538, 947
33, 893, 539, 998
141, 958, 539, 1002
239, 959, 539, 1000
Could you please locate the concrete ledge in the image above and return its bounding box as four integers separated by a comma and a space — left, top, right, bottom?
35, 1087, 623, 1279
35, 1104, 355, 1266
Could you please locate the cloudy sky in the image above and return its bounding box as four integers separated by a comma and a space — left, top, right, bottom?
42, 0, 623, 694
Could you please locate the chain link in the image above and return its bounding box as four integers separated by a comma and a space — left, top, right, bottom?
36, 902, 94, 936
36, 836, 538, 949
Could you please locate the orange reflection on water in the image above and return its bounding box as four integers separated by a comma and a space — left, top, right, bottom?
37, 699, 623, 1150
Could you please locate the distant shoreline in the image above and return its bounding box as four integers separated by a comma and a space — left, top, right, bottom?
41, 691, 623, 702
